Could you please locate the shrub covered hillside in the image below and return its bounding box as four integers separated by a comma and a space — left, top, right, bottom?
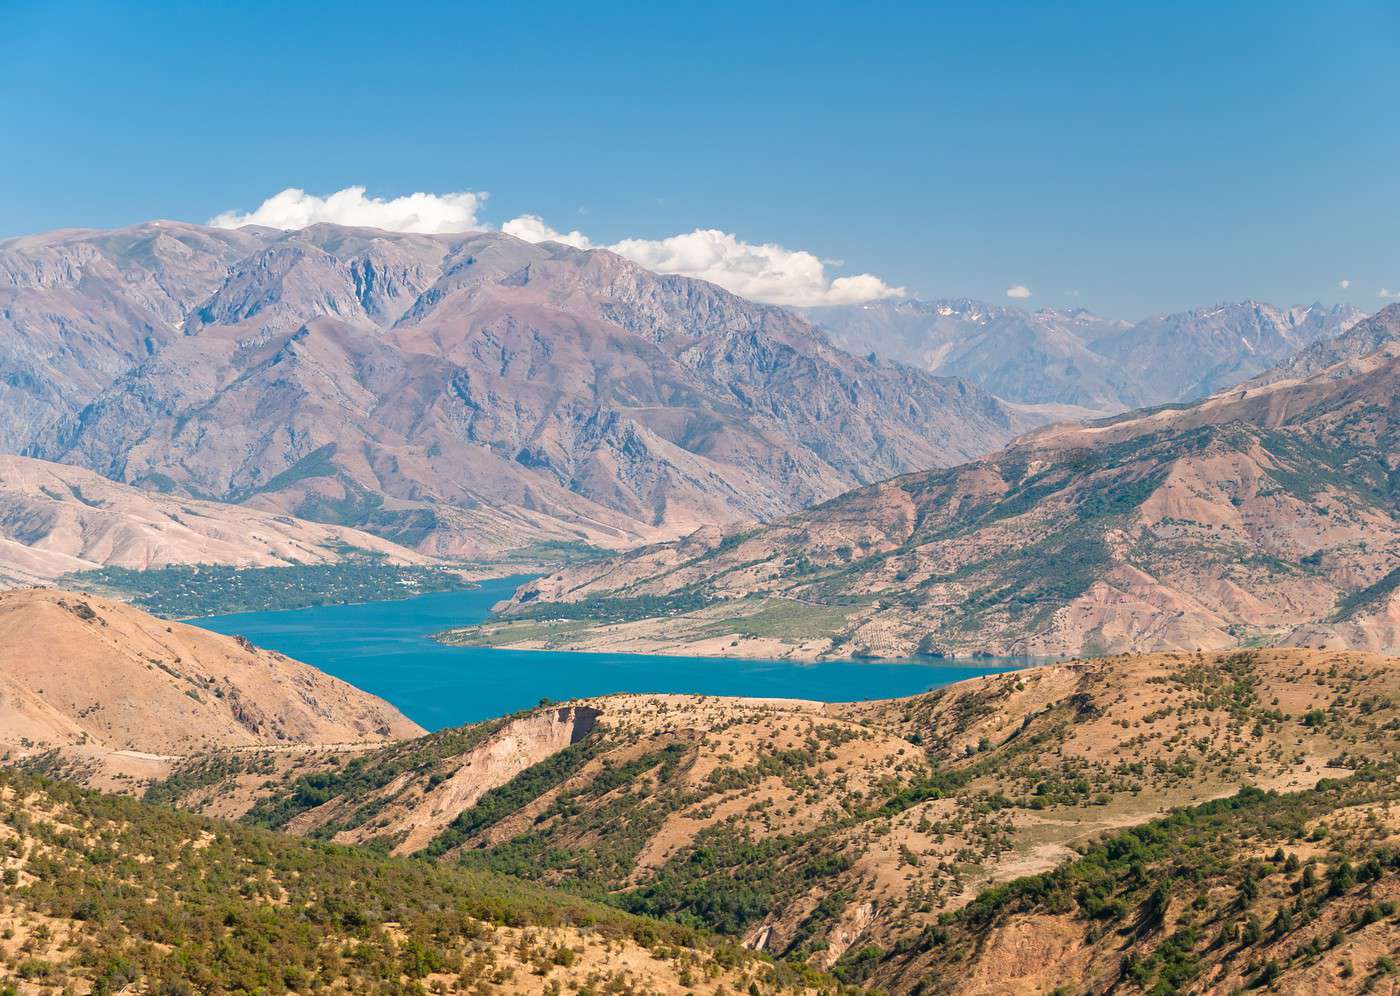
0, 770, 844, 995
878, 763, 1400, 994
139, 648, 1400, 991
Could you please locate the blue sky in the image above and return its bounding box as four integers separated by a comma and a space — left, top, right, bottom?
4, 0, 1398, 317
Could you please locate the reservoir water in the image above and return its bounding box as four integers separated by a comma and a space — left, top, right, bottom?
193, 576, 1026, 730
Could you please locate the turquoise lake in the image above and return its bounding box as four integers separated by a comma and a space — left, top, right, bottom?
193, 576, 1026, 730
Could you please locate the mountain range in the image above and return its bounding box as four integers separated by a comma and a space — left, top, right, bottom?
808, 297, 1365, 413
0, 218, 1376, 575
2, 222, 1027, 559
480, 303, 1400, 658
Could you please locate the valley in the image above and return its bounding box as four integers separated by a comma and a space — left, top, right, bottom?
5, 583, 1395, 993
1, 227, 1397, 995
7, 11, 1398, 994
4, 229, 1398, 994
191, 580, 1022, 730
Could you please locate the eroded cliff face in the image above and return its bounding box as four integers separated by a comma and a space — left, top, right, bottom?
280, 705, 602, 854
390, 705, 599, 854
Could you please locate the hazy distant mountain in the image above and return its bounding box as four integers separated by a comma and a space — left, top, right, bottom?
808, 299, 1136, 411
1092, 299, 1367, 402
495, 304, 1400, 658
5, 222, 1026, 558
1248, 300, 1400, 386
808, 298, 1366, 413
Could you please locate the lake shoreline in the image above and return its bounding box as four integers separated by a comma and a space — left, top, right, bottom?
192, 580, 1032, 730
437, 627, 1048, 668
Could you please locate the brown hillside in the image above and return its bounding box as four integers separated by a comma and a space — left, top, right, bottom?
0, 589, 423, 789
477, 304, 1400, 658
0, 453, 433, 587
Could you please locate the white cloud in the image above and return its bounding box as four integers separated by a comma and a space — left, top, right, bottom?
500, 219, 901, 307
1339, 279, 1351, 289
209, 186, 488, 234
209, 187, 903, 307
1381, 288, 1400, 299
606, 229, 902, 307
501, 214, 594, 249
1006, 285, 1032, 299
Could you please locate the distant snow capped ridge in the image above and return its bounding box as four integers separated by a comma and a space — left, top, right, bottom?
806, 297, 1366, 413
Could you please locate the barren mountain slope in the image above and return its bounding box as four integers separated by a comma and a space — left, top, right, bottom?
0, 588, 423, 789
810, 298, 1364, 413
475, 304, 1400, 658
13, 221, 1026, 558
0, 453, 432, 586
143, 648, 1400, 992
0, 222, 267, 452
